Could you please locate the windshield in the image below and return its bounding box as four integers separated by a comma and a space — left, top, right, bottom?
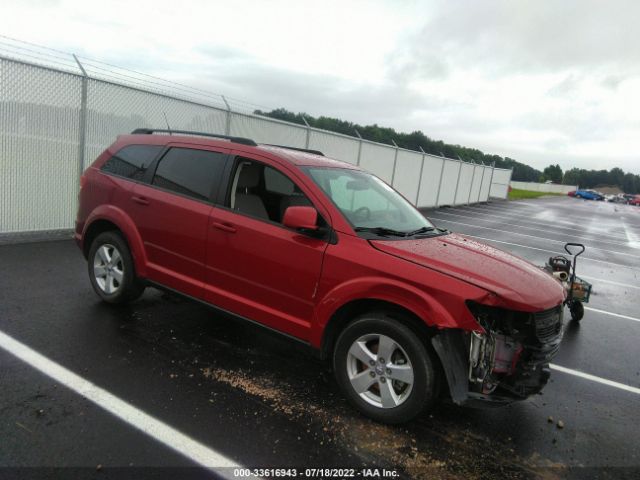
306, 167, 437, 237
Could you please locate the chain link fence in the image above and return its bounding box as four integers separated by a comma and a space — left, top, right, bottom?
0, 40, 512, 235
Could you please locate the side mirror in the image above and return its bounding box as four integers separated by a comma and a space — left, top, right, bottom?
283, 206, 318, 231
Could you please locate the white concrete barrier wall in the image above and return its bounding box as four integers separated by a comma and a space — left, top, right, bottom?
308, 130, 360, 165
490, 168, 513, 199
436, 161, 460, 206
0, 55, 512, 234
417, 155, 444, 207
392, 150, 423, 203
359, 142, 396, 184
510, 181, 577, 194
478, 165, 493, 201
454, 162, 474, 205
230, 112, 307, 148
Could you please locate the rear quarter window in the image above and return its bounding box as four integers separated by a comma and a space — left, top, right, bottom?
151, 148, 226, 201
100, 145, 164, 181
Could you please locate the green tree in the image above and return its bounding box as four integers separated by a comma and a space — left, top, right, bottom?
542, 164, 563, 183
254, 108, 639, 190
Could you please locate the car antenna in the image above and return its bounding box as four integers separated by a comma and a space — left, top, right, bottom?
162, 112, 172, 135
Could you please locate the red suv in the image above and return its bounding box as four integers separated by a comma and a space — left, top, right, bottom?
76, 129, 565, 423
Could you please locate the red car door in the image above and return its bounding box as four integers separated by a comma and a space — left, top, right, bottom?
203, 156, 330, 340
129, 144, 229, 298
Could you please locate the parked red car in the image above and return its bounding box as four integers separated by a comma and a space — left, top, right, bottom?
628, 195, 640, 206
76, 129, 565, 423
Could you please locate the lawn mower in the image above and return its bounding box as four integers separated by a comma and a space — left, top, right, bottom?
544, 243, 592, 322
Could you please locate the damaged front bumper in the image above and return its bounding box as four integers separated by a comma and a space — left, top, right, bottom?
432, 304, 564, 407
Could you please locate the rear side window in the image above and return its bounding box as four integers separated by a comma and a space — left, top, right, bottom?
101, 145, 163, 180
152, 148, 226, 201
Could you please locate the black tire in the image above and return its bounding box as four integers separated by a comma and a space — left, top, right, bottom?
570, 301, 584, 322
88, 231, 145, 304
333, 312, 439, 424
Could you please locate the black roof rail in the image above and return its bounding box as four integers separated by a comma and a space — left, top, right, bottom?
131, 128, 257, 146
261, 144, 324, 156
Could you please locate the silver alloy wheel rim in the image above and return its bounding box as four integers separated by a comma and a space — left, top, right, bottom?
93, 243, 124, 295
346, 333, 414, 409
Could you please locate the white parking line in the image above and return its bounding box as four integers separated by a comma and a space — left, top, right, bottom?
465, 235, 638, 271
452, 205, 619, 233
431, 216, 640, 259
622, 220, 640, 248
579, 275, 640, 290
486, 202, 640, 229
433, 210, 633, 247
455, 205, 630, 235
0, 329, 240, 473
550, 364, 640, 395
483, 199, 631, 219
584, 306, 640, 323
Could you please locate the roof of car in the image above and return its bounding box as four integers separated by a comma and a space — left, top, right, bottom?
256, 144, 357, 168
123, 131, 359, 170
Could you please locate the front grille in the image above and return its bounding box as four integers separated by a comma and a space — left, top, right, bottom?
533, 306, 563, 343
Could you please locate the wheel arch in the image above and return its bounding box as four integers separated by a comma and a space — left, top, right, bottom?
82, 206, 147, 277
83, 219, 119, 257
318, 298, 439, 362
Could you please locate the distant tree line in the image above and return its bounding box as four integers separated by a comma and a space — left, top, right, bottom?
254, 108, 541, 181
254, 108, 640, 193
562, 167, 640, 193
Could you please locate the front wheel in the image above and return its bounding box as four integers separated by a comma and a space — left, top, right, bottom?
333, 313, 439, 424
88, 231, 145, 304
570, 301, 584, 322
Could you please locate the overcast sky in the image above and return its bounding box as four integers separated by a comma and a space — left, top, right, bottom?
2, 0, 639, 173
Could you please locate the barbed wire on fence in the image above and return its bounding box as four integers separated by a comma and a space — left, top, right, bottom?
0, 35, 495, 159
0, 35, 512, 233
0, 35, 272, 114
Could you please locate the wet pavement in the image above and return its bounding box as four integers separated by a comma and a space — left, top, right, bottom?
1, 196, 639, 479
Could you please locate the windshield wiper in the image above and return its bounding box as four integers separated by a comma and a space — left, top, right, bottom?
405, 226, 436, 236
354, 226, 410, 237
354, 226, 438, 238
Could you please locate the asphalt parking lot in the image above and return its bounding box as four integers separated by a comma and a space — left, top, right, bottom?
1, 196, 639, 479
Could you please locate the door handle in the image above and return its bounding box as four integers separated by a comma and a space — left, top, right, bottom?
131, 196, 150, 206
212, 221, 236, 233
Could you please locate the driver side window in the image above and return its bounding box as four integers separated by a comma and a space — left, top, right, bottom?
229, 159, 314, 225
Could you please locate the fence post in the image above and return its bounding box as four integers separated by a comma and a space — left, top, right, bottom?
434, 153, 445, 207
467, 160, 477, 205
415, 146, 426, 206
506, 167, 514, 200
73, 54, 88, 188
452, 157, 463, 206
302, 116, 311, 148
488, 162, 496, 200
390, 140, 399, 186
477, 161, 486, 203
222, 95, 231, 135
355, 129, 363, 166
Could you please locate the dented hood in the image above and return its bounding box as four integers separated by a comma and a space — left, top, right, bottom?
371, 233, 565, 311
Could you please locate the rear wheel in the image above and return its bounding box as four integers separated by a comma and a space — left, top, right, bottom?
570, 301, 584, 322
88, 231, 144, 304
333, 312, 438, 424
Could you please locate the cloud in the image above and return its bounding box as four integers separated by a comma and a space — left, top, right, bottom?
393, 0, 640, 78
1, 0, 639, 174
